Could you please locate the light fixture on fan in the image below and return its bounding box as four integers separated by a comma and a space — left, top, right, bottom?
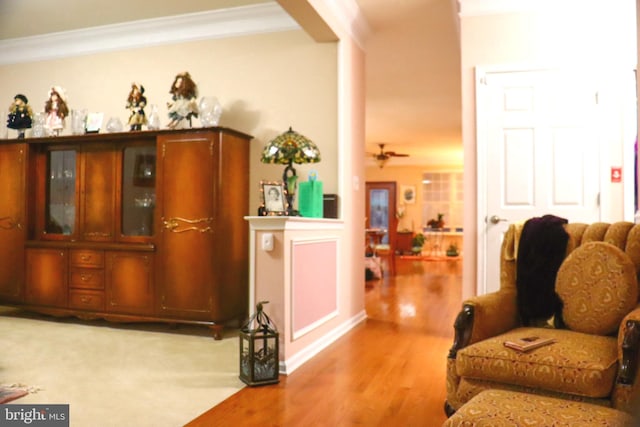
370, 143, 409, 168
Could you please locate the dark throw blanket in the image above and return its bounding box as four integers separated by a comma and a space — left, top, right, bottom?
516, 214, 569, 327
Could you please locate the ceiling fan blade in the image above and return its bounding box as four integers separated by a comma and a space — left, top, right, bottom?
384, 151, 409, 157
368, 143, 409, 167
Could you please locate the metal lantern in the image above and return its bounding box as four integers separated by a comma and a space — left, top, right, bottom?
239, 301, 280, 386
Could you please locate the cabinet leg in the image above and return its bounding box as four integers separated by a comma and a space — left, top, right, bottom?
209, 324, 224, 340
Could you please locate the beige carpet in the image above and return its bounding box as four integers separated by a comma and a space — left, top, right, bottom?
0, 306, 244, 427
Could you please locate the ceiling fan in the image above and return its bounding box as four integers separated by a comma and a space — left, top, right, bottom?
370, 143, 409, 168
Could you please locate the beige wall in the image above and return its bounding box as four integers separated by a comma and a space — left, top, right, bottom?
0, 30, 338, 213
460, 1, 636, 299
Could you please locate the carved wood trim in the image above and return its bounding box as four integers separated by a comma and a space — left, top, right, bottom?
448, 304, 474, 359
619, 319, 640, 385
0, 216, 21, 230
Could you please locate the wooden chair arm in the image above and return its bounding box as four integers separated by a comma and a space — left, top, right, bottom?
619, 320, 640, 385
618, 307, 640, 385
448, 304, 474, 358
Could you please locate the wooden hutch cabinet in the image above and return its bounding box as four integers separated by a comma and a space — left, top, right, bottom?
0, 127, 251, 339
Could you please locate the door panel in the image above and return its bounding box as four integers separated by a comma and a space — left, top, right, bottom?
106, 252, 154, 315
25, 249, 67, 307
0, 144, 26, 301
503, 129, 534, 206
81, 146, 116, 241
157, 134, 216, 317
479, 69, 601, 294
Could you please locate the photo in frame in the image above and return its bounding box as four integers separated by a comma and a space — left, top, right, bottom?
401, 185, 416, 204
85, 112, 104, 133
260, 181, 288, 216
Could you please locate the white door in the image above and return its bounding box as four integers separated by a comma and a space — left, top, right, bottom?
477, 68, 602, 294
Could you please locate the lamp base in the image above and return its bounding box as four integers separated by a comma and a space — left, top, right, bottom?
283, 164, 299, 217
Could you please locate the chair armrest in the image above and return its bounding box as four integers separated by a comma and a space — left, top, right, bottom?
618, 306, 640, 385
448, 289, 518, 359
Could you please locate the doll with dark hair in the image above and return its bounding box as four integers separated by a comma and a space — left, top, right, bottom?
167, 71, 199, 129
44, 86, 69, 136
7, 94, 33, 139
126, 83, 147, 131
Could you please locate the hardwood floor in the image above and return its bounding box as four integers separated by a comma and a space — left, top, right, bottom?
186, 258, 462, 427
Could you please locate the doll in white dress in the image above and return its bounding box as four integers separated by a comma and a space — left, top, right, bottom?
167, 72, 198, 129
44, 86, 69, 136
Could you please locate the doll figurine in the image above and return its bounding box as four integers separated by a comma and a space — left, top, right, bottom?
126, 83, 147, 131
167, 72, 199, 129
7, 94, 33, 139
44, 86, 69, 136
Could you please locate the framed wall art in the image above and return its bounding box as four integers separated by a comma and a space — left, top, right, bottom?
259, 180, 288, 216
401, 185, 416, 204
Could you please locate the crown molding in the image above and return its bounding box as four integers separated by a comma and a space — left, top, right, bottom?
0, 3, 300, 66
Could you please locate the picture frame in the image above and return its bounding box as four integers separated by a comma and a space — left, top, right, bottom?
85, 112, 104, 133
401, 185, 416, 204
259, 180, 288, 216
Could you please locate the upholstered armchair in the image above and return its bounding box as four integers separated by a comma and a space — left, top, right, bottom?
445, 221, 640, 416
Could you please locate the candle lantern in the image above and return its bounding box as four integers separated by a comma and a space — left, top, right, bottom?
239, 301, 280, 386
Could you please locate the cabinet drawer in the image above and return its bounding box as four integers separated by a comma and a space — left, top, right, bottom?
70, 269, 104, 290
69, 290, 104, 311
70, 250, 104, 268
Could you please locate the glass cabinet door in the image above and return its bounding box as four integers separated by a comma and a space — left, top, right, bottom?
46, 150, 76, 235
122, 146, 156, 236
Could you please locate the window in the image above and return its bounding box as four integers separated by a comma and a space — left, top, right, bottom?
421, 172, 463, 230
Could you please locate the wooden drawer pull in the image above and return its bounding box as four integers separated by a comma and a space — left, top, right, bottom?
80, 255, 92, 261
80, 274, 92, 282
80, 296, 92, 303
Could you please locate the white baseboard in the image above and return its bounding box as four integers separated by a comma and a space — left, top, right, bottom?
279, 309, 367, 375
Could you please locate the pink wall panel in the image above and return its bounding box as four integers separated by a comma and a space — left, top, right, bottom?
291, 239, 338, 337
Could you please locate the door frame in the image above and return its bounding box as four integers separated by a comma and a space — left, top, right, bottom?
474, 65, 637, 295
365, 181, 397, 250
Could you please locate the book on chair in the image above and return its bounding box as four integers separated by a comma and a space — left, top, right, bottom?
504, 336, 556, 352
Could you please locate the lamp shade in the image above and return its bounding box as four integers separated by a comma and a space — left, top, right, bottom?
261, 127, 321, 165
